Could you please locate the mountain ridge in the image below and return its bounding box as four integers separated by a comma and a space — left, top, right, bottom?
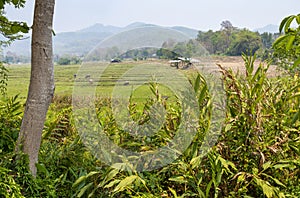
4, 22, 199, 57
4, 22, 280, 57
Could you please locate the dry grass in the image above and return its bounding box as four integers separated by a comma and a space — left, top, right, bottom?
211, 56, 280, 77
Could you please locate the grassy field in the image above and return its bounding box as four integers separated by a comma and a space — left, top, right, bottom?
7, 64, 79, 99
6, 60, 189, 102
6, 56, 278, 101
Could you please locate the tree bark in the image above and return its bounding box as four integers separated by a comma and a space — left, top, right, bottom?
16, 0, 55, 176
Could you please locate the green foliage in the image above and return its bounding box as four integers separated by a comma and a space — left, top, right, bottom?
227, 30, 262, 56
57, 55, 82, 65
217, 54, 300, 197
0, 63, 8, 96
197, 26, 263, 56
0, 0, 29, 45
1, 54, 299, 197
273, 14, 300, 74
0, 166, 24, 198
0, 95, 22, 154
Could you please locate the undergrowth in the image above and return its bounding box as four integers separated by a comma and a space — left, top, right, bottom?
0, 54, 299, 197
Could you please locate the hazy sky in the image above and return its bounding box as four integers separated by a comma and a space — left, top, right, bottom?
5, 0, 300, 33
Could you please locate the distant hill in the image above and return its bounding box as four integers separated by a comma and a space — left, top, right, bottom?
254, 24, 279, 34
4, 22, 199, 57
79, 23, 122, 34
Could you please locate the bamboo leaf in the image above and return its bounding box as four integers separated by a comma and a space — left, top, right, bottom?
73, 176, 87, 188
104, 180, 120, 189
169, 176, 188, 183
100, 168, 119, 187
254, 178, 275, 198
77, 182, 93, 198
168, 187, 178, 198
86, 171, 99, 178
113, 175, 138, 192
194, 74, 201, 93
190, 156, 201, 168
291, 108, 300, 125
262, 161, 272, 171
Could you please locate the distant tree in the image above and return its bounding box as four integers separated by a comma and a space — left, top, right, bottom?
156, 48, 179, 59
260, 32, 274, 49
227, 29, 262, 56
57, 55, 82, 65
57, 57, 71, 65
196, 30, 216, 54
220, 20, 234, 31
197, 22, 265, 56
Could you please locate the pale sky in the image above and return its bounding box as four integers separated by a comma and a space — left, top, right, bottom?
5, 0, 300, 33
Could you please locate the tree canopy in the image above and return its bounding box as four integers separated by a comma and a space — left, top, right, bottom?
0, 0, 29, 45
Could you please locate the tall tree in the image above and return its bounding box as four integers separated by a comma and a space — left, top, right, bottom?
16, 0, 55, 176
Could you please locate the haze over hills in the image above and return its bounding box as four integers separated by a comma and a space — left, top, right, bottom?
4, 22, 199, 57
3, 22, 279, 57
254, 24, 279, 34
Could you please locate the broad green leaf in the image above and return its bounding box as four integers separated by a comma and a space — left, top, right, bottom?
273, 163, 295, 170
168, 187, 178, 198
206, 180, 213, 198
272, 35, 289, 48
77, 182, 93, 198
12, 0, 20, 6
198, 83, 208, 104
237, 174, 245, 183
296, 15, 300, 25
86, 171, 99, 178
262, 161, 272, 171
252, 167, 259, 175
285, 16, 296, 33
190, 156, 201, 168
279, 15, 291, 33
291, 108, 300, 125
224, 124, 232, 132
289, 92, 300, 100
113, 175, 138, 192
286, 35, 296, 50
11, 24, 21, 34
272, 178, 286, 188
169, 176, 187, 183
292, 57, 300, 69
218, 155, 237, 172
255, 178, 275, 198
194, 74, 201, 93
100, 168, 119, 187
72, 176, 87, 188
104, 179, 121, 189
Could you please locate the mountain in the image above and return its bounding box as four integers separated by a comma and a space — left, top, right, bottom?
79, 23, 121, 34
254, 24, 279, 34
3, 22, 199, 57
171, 26, 199, 38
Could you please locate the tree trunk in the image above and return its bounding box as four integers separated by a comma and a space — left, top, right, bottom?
16, 0, 55, 176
